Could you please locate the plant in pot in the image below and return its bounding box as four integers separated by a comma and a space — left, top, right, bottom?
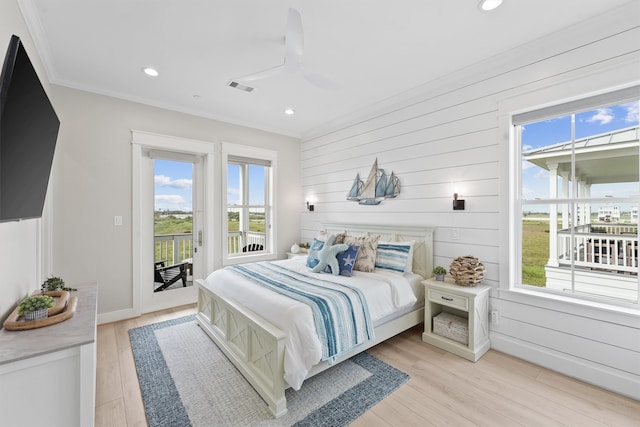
433, 266, 447, 281
41, 276, 77, 292
18, 294, 56, 321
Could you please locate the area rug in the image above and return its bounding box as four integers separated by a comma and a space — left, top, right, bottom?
129, 315, 409, 427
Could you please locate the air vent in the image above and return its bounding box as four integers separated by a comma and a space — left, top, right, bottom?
227, 80, 255, 92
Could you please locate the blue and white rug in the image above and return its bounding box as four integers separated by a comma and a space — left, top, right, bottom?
130, 315, 409, 427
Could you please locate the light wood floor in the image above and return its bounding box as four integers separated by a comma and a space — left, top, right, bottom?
95, 304, 640, 426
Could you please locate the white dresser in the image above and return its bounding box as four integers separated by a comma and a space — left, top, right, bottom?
0, 284, 97, 427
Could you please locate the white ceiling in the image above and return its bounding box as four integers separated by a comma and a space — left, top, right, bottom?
18, 0, 635, 138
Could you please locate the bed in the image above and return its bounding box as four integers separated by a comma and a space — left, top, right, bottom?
195, 223, 433, 417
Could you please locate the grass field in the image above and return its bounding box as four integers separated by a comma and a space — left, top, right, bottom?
154, 213, 265, 234
154, 214, 192, 235
522, 220, 550, 287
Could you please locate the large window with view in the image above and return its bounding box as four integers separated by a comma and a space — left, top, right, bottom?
227, 155, 271, 257
514, 87, 639, 305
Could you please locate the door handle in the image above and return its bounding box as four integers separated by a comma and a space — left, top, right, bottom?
198, 230, 203, 246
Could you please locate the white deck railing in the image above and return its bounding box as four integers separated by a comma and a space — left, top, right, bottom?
228, 231, 266, 255
557, 224, 638, 273
155, 231, 267, 262
154, 233, 193, 265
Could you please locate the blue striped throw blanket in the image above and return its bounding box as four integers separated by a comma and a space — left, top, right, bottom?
229, 262, 374, 361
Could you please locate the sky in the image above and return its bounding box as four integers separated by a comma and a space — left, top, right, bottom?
154, 161, 266, 212
521, 101, 639, 210
227, 164, 266, 206
154, 160, 193, 212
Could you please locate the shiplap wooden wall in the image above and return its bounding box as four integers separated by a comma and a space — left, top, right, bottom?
300, 2, 640, 399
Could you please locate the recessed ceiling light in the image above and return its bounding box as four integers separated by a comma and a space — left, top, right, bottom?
478, 0, 503, 11
142, 67, 159, 77
284, 108, 295, 115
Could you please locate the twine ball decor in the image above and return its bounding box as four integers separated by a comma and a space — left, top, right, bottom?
449, 256, 485, 286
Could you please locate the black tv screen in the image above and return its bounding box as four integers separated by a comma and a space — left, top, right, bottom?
0, 35, 60, 222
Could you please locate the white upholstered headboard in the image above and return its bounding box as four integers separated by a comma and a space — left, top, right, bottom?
320, 223, 434, 279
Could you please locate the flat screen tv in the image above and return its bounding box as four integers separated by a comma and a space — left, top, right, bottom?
0, 34, 60, 222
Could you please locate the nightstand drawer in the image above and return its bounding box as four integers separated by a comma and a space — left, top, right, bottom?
428, 289, 468, 311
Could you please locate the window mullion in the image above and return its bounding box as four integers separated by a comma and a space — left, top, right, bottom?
241, 164, 249, 247
570, 113, 576, 295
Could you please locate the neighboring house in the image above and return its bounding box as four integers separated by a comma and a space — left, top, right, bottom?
598, 204, 621, 223
0, 0, 638, 413
522, 126, 639, 302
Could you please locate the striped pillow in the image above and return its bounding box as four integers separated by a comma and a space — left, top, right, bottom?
375, 241, 414, 273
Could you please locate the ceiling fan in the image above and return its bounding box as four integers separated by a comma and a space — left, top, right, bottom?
234, 8, 340, 90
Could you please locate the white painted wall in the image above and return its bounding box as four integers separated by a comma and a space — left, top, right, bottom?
300, 2, 640, 399
48, 86, 300, 317
0, 0, 50, 321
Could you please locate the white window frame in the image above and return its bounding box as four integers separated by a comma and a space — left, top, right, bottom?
222, 142, 277, 265
506, 84, 640, 309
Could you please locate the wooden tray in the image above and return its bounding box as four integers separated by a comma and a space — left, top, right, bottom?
42, 290, 70, 316
3, 292, 77, 331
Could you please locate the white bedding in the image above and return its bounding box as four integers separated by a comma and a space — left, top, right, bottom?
200, 257, 421, 390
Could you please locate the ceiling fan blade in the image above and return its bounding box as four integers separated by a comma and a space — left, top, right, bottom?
236, 63, 286, 82
285, 8, 304, 72
234, 8, 329, 87
303, 71, 342, 91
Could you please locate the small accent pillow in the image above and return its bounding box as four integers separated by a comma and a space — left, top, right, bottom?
306, 238, 325, 268
311, 235, 349, 275
343, 235, 380, 272
375, 241, 414, 273
325, 245, 360, 276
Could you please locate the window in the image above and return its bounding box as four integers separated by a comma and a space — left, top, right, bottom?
226, 154, 273, 258
514, 86, 640, 305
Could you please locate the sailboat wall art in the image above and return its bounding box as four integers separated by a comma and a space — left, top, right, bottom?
347, 158, 400, 205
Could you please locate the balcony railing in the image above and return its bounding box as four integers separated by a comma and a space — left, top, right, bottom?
557, 224, 638, 273
154, 233, 193, 264
154, 231, 267, 262
228, 231, 266, 255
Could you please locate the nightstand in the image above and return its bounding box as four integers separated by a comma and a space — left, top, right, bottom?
422, 277, 491, 362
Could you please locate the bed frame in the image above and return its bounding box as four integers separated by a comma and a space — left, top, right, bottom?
195, 223, 433, 417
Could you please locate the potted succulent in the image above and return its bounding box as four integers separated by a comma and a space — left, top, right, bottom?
433, 266, 447, 281
41, 276, 77, 292
18, 294, 55, 321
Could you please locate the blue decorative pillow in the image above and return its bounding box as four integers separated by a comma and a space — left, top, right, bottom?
325, 245, 360, 276
311, 234, 348, 275
306, 238, 325, 268
375, 241, 414, 273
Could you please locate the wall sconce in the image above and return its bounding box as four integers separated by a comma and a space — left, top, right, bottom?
306, 201, 314, 212
453, 193, 465, 210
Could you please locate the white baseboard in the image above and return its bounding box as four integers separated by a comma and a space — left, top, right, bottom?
97, 307, 139, 325
490, 332, 640, 400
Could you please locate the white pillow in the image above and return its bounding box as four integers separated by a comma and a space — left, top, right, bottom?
375, 241, 414, 273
